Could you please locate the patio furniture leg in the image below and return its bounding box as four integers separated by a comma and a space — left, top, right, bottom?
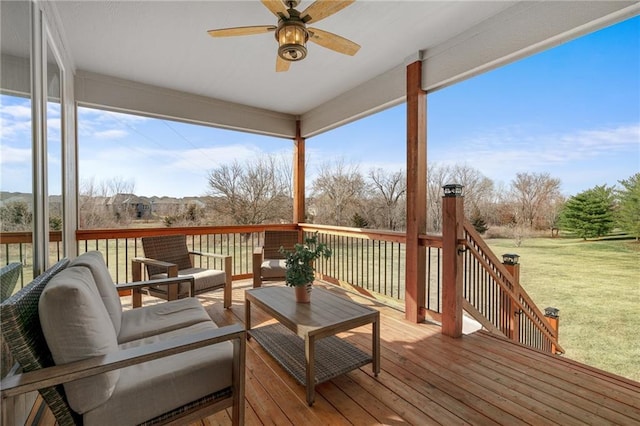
245, 298, 252, 340
373, 315, 380, 376
305, 335, 316, 406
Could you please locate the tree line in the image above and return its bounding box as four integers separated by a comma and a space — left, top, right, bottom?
2, 156, 637, 242
204, 155, 638, 241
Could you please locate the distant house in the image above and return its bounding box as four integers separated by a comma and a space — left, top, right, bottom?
106, 193, 151, 219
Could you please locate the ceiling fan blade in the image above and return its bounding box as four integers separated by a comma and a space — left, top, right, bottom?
276, 55, 291, 72
308, 27, 360, 56
208, 25, 276, 37
301, 0, 355, 24
261, 0, 290, 19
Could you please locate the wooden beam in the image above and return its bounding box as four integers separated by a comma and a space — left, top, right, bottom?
405, 61, 427, 323
293, 120, 305, 224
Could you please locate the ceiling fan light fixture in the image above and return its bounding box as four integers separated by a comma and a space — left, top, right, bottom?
276, 21, 308, 61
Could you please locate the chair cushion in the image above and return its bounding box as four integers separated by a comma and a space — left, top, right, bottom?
70, 251, 123, 335
39, 266, 120, 414
261, 259, 287, 279
150, 267, 226, 296
118, 297, 212, 344
84, 321, 234, 426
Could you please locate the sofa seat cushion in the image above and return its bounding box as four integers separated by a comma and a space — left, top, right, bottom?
84, 321, 233, 426
70, 251, 123, 334
118, 297, 212, 344
261, 259, 287, 279
150, 267, 226, 296
39, 266, 120, 414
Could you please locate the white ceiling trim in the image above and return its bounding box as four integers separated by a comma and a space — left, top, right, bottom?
75, 71, 297, 138
300, 64, 406, 138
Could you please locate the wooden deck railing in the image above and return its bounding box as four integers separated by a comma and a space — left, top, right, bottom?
75, 224, 298, 283
299, 224, 444, 312
1, 220, 560, 354
462, 221, 564, 354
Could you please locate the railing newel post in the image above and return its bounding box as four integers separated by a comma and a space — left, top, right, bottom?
502, 253, 521, 342
442, 184, 464, 338
545, 307, 560, 354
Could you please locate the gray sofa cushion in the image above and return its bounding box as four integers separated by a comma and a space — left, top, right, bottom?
84, 321, 234, 426
39, 266, 120, 414
118, 297, 212, 344
70, 251, 123, 335
261, 259, 287, 279
150, 267, 226, 296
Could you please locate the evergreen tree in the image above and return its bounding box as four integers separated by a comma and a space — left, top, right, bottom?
616, 173, 640, 240
351, 212, 369, 228
470, 208, 488, 234
560, 185, 615, 239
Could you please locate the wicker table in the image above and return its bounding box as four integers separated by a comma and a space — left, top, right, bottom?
245, 286, 380, 406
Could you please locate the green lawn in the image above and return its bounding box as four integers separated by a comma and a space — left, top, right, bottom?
486, 237, 640, 382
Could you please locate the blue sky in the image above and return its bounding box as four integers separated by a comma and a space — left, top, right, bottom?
1, 16, 638, 198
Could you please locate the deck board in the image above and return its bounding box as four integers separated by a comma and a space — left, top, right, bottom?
34, 280, 640, 426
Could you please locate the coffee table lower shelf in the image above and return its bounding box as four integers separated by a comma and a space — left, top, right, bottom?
249, 323, 372, 386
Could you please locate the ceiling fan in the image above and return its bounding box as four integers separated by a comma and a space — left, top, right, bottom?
207, 0, 360, 72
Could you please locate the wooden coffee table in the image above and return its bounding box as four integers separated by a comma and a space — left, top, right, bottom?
245, 286, 380, 406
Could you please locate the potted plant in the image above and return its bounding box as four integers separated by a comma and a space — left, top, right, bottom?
280, 232, 332, 303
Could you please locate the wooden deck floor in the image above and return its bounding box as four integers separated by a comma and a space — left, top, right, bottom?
35, 280, 640, 425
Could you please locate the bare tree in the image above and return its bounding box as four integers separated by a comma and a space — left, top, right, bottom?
207, 155, 292, 224
101, 176, 136, 197
510, 172, 562, 229
427, 163, 450, 233
311, 160, 365, 226
79, 176, 136, 228
367, 168, 406, 230
426, 163, 495, 233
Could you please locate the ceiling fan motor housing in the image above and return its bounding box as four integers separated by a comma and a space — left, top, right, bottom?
276, 12, 309, 61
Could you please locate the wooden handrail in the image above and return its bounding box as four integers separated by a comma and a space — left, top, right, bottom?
76, 223, 296, 240
462, 220, 564, 353
299, 223, 407, 244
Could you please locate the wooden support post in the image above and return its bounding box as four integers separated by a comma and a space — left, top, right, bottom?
545, 307, 560, 354
405, 60, 427, 323
442, 184, 464, 337
503, 255, 521, 342
293, 120, 305, 224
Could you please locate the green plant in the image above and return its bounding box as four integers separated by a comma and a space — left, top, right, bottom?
280, 232, 332, 287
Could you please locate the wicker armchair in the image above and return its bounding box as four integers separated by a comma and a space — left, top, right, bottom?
133, 235, 232, 308
1, 262, 22, 302
1, 262, 23, 379
0, 258, 246, 426
252, 230, 300, 288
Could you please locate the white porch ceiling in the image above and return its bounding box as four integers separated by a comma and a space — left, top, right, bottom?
50, 0, 639, 138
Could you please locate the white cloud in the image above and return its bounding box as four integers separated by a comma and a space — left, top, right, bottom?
171, 145, 265, 171
2, 104, 31, 119
0, 117, 31, 139
559, 124, 639, 155
77, 106, 149, 139
79, 107, 149, 124
94, 129, 128, 139
1, 98, 32, 140
431, 123, 640, 194
0, 145, 31, 164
